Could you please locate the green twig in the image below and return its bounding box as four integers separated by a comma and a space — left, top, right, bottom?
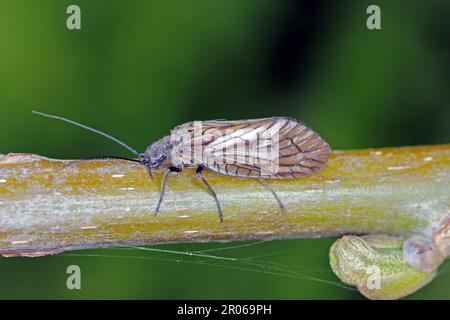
0, 144, 449, 299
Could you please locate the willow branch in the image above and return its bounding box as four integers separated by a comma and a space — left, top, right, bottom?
0, 145, 449, 258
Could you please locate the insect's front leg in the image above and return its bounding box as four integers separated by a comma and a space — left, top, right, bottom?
154, 166, 182, 216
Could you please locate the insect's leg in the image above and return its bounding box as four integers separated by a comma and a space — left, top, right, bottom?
154, 166, 181, 216
196, 166, 223, 222
258, 178, 286, 213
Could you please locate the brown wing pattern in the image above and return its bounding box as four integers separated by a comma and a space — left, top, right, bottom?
170, 117, 330, 179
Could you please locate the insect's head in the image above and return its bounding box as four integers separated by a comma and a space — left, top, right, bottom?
141, 136, 173, 170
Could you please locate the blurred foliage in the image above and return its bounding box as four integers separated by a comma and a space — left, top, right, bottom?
0, 0, 448, 299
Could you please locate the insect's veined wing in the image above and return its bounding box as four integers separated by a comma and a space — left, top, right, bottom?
170, 119, 252, 166
171, 117, 331, 179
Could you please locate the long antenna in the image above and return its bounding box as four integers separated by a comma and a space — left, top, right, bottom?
32, 110, 142, 157
82, 155, 143, 163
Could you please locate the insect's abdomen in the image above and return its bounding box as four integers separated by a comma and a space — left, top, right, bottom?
170, 117, 330, 179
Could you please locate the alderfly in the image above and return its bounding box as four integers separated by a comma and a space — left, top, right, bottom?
33, 111, 331, 222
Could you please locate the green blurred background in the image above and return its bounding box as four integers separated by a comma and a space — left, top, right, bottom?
0, 0, 449, 299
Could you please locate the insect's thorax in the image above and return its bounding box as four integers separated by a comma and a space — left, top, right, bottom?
169, 125, 198, 168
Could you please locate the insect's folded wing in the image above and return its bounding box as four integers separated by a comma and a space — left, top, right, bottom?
201, 118, 330, 178
173, 117, 330, 179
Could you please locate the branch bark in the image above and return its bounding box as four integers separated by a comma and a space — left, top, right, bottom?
1, 144, 448, 257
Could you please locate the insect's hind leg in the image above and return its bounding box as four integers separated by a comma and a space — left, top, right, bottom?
154, 166, 181, 216
259, 178, 286, 213
196, 166, 223, 222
